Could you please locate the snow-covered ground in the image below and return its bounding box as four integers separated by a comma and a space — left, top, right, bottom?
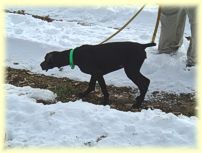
6, 7, 195, 93
5, 7, 197, 147
5, 84, 196, 147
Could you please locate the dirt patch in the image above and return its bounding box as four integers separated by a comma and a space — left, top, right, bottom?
5, 67, 197, 116
5, 9, 62, 22
5, 9, 92, 27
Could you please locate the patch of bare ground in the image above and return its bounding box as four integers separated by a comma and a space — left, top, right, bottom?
6, 67, 196, 116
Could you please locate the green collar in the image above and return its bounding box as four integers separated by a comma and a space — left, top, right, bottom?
69, 49, 75, 69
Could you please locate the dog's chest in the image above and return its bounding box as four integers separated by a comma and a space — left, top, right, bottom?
77, 65, 94, 74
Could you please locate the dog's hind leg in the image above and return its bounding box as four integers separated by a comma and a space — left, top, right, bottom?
133, 73, 150, 108
97, 75, 109, 105
124, 62, 150, 108
79, 75, 96, 98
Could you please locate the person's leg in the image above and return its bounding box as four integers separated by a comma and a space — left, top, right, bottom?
158, 7, 186, 53
186, 7, 196, 67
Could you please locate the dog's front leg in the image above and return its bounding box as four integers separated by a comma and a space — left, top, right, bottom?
97, 75, 109, 105
79, 75, 96, 98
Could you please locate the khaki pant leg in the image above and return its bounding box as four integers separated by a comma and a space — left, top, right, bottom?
186, 7, 196, 65
158, 7, 186, 53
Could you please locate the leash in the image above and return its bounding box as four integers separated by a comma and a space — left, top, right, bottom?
98, 5, 161, 45
98, 5, 146, 45
69, 6, 161, 69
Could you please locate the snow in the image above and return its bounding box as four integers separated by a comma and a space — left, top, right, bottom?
5, 84, 196, 147
5, 7, 197, 147
6, 7, 195, 93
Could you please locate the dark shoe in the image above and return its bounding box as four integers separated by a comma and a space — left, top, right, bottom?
158, 47, 178, 55
186, 61, 195, 67
186, 60, 195, 67
186, 63, 195, 67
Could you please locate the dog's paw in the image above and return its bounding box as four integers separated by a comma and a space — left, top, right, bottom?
100, 97, 110, 106
100, 101, 109, 106
131, 103, 141, 109
78, 92, 85, 98
131, 96, 143, 109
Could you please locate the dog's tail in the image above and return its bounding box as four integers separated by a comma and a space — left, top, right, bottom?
143, 42, 156, 48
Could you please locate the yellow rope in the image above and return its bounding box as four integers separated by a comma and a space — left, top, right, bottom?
99, 5, 146, 45
151, 6, 161, 43
98, 5, 161, 45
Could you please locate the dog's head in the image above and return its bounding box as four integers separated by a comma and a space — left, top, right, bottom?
40, 51, 69, 71
40, 52, 57, 71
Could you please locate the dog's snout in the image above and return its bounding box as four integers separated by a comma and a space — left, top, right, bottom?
40, 61, 46, 70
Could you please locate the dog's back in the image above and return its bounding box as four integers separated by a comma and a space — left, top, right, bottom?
78, 42, 155, 58
76, 42, 155, 74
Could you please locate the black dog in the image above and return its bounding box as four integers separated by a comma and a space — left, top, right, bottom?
40, 42, 156, 108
